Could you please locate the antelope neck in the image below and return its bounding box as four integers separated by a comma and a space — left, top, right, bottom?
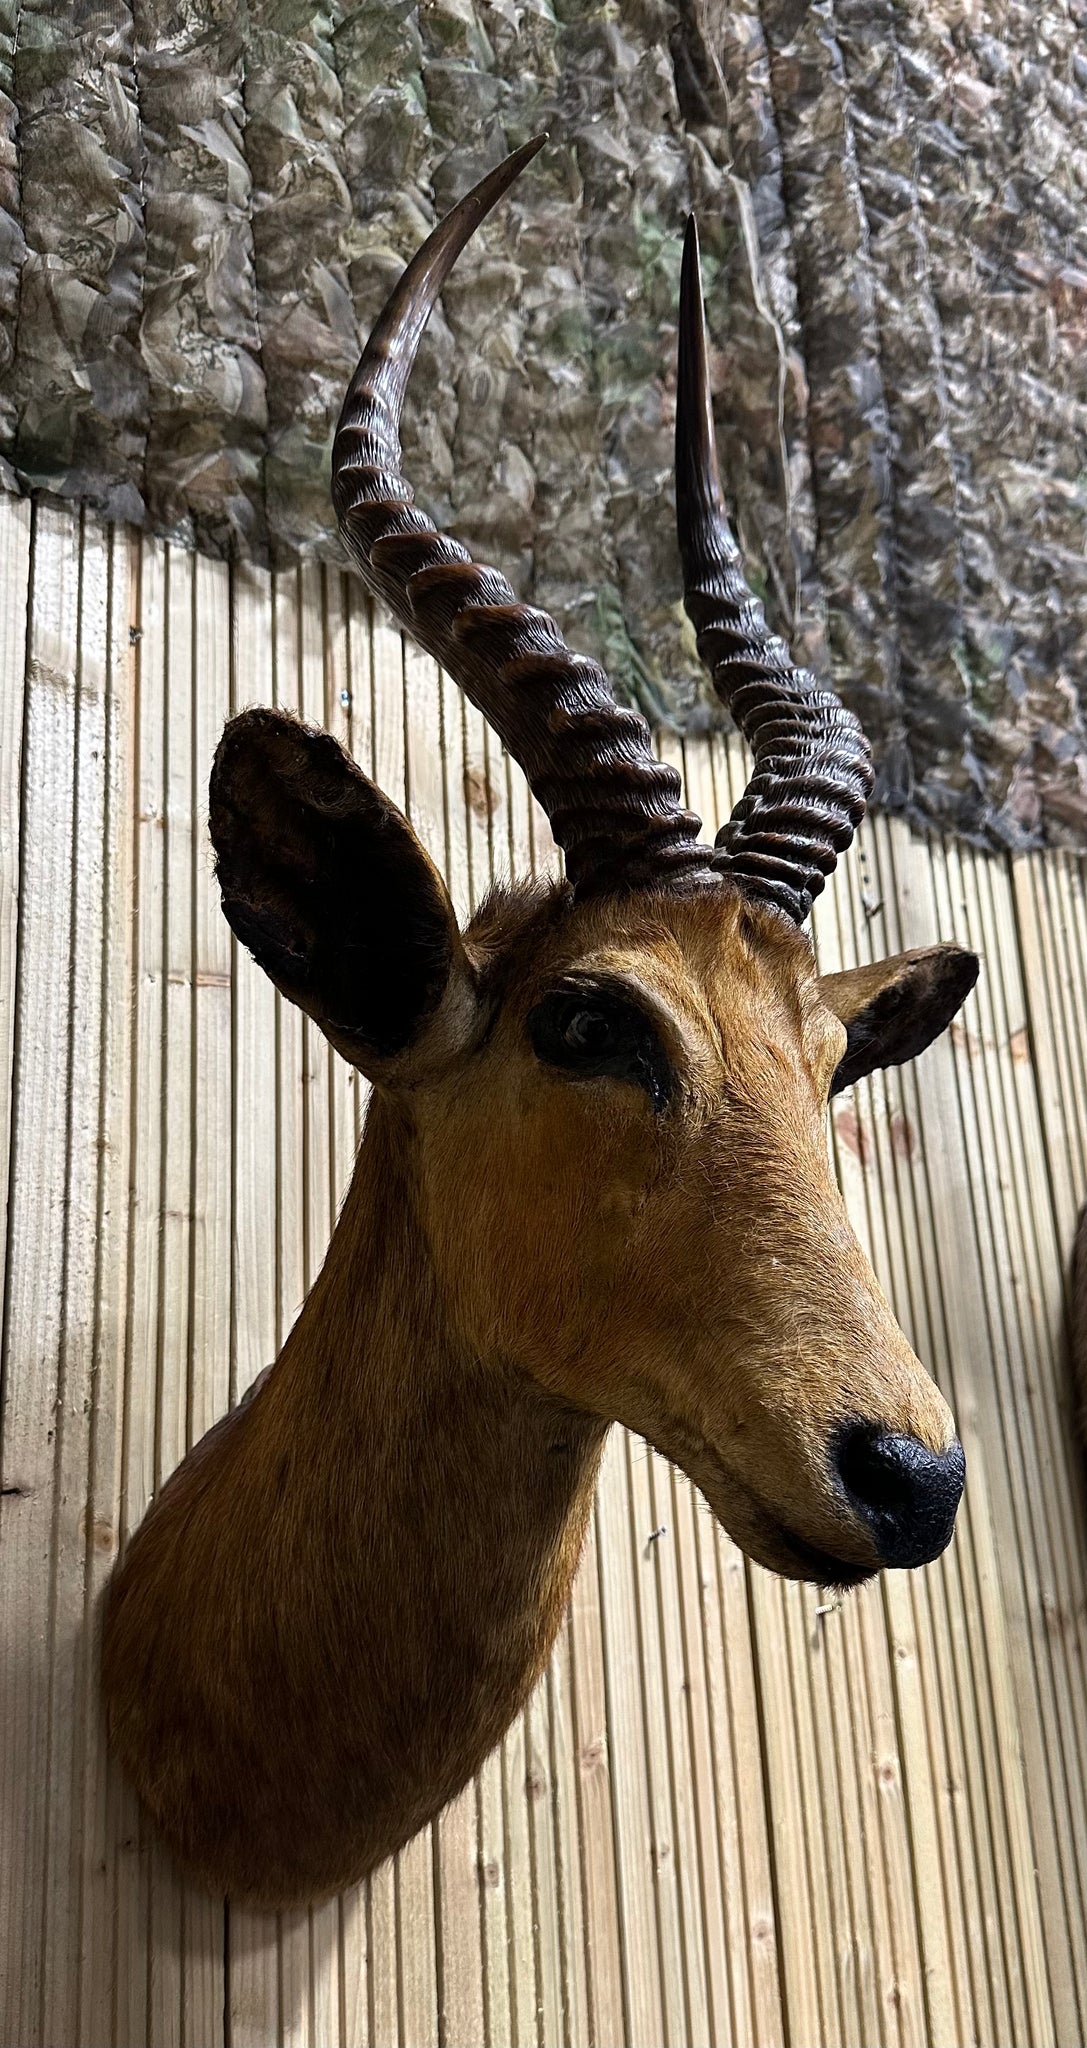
233, 1092, 607, 1791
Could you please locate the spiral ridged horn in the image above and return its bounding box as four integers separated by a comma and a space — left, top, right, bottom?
675, 216, 874, 924
332, 141, 719, 899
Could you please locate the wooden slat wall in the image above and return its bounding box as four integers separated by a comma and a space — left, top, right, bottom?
2, 499, 1087, 2048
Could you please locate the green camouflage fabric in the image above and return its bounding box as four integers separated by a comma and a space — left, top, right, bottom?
1, 0, 1085, 846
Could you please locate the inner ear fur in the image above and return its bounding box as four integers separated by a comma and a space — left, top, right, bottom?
820, 945, 979, 1095
210, 708, 473, 1073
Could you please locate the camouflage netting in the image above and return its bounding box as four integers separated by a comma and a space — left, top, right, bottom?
1, 0, 1085, 844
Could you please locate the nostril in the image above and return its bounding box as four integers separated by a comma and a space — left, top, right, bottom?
838, 1428, 931, 1516
834, 1424, 965, 1569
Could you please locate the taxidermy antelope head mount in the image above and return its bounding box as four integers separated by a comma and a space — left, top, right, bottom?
103, 140, 978, 1908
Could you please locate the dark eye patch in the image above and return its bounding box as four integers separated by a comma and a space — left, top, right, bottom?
527, 983, 675, 1112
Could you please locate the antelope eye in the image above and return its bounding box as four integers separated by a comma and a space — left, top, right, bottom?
526, 987, 675, 1111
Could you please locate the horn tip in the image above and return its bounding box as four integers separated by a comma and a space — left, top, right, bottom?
455, 133, 548, 229
680, 214, 703, 300
505, 133, 549, 182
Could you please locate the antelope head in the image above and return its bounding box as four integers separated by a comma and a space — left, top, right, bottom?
213, 141, 975, 1590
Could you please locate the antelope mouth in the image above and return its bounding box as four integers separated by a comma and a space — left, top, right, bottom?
692, 1447, 879, 1589
773, 1523, 876, 1591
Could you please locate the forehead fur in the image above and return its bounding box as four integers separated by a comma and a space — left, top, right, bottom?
465, 878, 820, 1036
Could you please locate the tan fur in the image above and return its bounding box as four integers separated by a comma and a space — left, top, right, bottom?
102, 882, 958, 1906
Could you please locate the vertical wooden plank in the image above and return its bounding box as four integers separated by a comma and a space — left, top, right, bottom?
39, 522, 138, 2048
1034, 862, 1087, 1192
190, 555, 233, 1441
484, 725, 513, 892
440, 666, 474, 932
594, 1430, 668, 2047
0, 496, 31, 1320
565, 1508, 625, 2048
501, 1706, 541, 2047
475, 1742, 513, 2048
707, 1521, 784, 2048
622, 1427, 700, 2048
662, 1464, 737, 2048
526, 1676, 565, 2045
1012, 859, 1081, 1241
402, 640, 446, 878
543, 1634, 591, 2048
461, 696, 493, 924
648, 1446, 717, 2046
158, 541, 196, 1488
757, 1572, 855, 2048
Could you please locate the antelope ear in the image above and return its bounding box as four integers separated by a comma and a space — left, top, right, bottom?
209, 708, 476, 1077
819, 945, 979, 1096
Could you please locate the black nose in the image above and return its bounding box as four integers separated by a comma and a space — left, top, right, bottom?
833, 1425, 965, 1568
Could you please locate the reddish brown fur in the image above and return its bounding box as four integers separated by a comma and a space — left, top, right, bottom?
102, 879, 965, 1906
